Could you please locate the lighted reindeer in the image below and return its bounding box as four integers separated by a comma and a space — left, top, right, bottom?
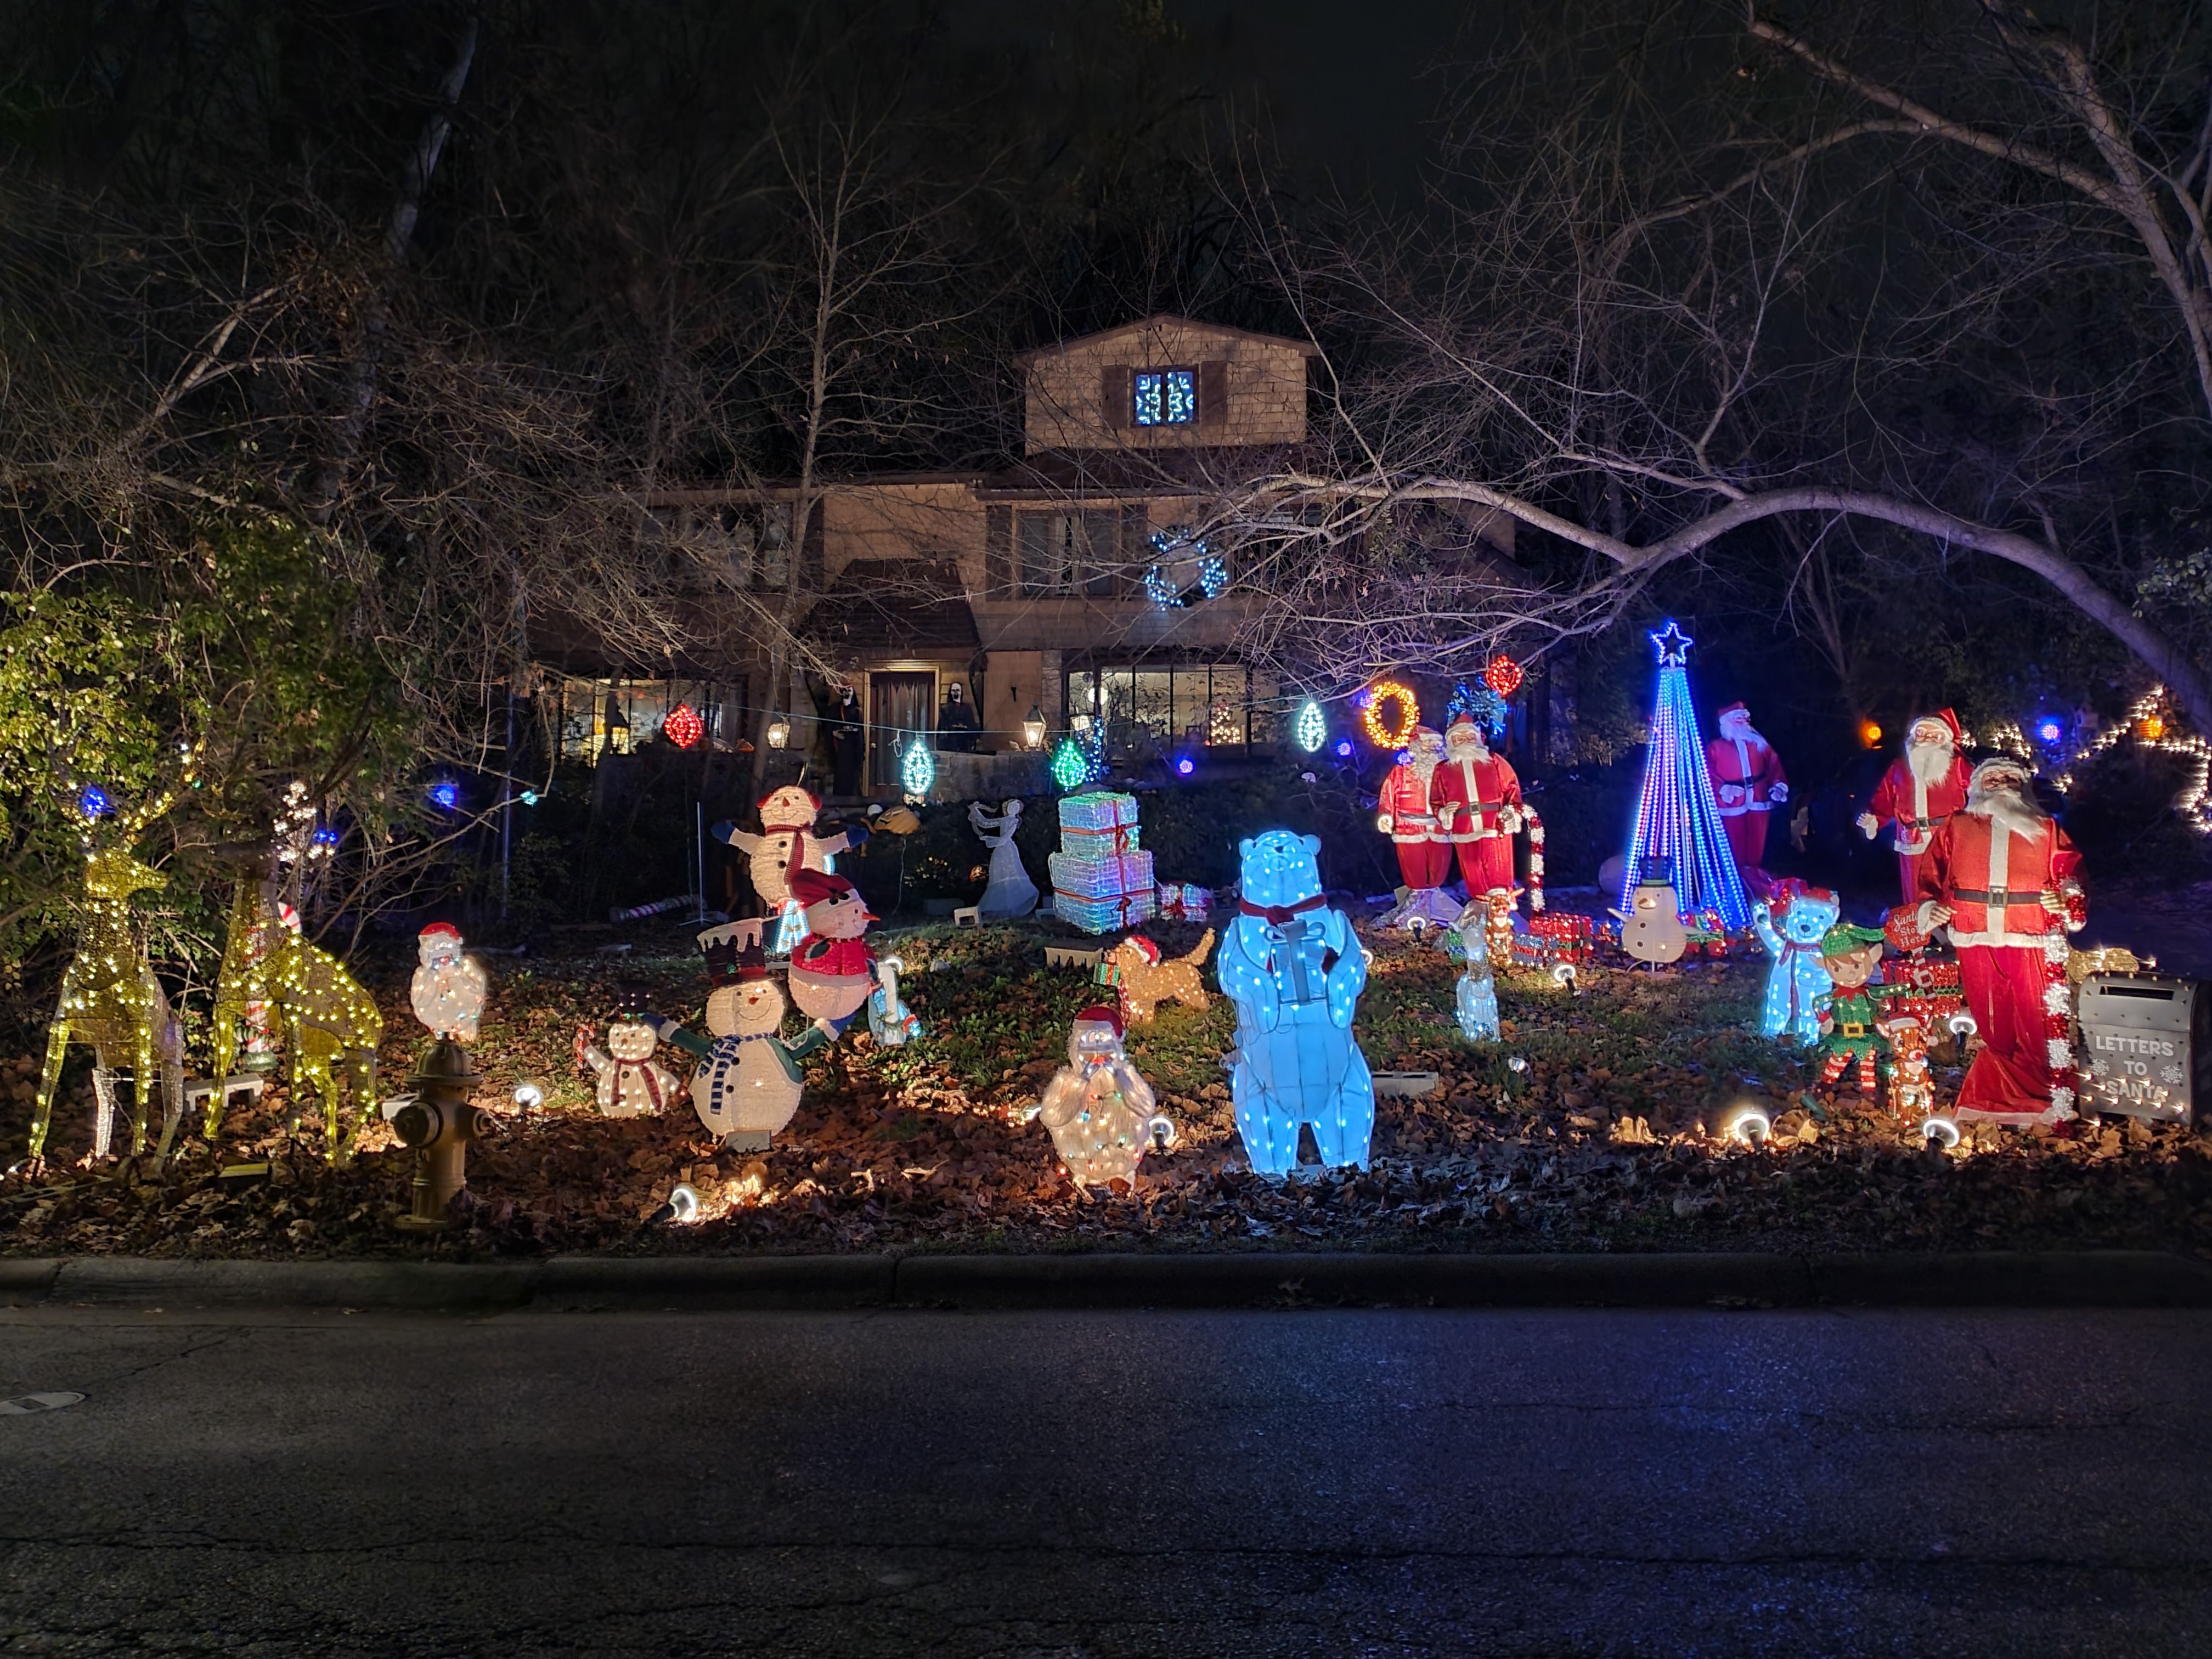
1876, 1012, 1937, 1121
29, 786, 190, 1169
207, 864, 383, 1160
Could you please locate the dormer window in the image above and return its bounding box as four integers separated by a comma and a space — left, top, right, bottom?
1132, 368, 1198, 426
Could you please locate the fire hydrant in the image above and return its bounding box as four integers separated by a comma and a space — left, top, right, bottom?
392, 1039, 479, 1231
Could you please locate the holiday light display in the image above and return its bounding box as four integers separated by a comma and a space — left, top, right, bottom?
1361, 679, 1420, 749
1620, 620, 1752, 928
1051, 737, 1091, 791
663, 702, 704, 749
1217, 830, 1375, 1175
1444, 679, 1508, 736
1452, 901, 1501, 1041
900, 735, 934, 801
866, 954, 921, 1047
1142, 528, 1229, 609
1485, 654, 1525, 697
1035, 1005, 1176, 1186
1293, 698, 1327, 753
1751, 881, 1841, 1043
714, 787, 867, 958
577, 1005, 680, 1117
76, 784, 112, 819
29, 775, 195, 1165
2052, 689, 2211, 833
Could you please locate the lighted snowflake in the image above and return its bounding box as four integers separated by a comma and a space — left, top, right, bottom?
1143, 528, 1228, 609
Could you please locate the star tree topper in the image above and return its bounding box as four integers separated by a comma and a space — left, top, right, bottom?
1649, 619, 1694, 666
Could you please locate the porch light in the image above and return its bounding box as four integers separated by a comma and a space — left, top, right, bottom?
1023, 706, 1047, 749
765, 714, 790, 749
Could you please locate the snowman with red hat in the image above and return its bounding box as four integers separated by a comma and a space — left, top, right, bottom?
712, 785, 867, 942
1034, 1005, 1176, 1188
787, 865, 879, 1034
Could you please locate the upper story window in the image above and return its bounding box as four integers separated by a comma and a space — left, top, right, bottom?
1132, 368, 1198, 426
664, 505, 791, 589
1016, 509, 1128, 597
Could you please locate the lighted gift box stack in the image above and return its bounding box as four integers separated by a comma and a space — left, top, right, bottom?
1050, 790, 1155, 934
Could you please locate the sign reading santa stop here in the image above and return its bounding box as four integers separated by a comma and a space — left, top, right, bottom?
2076, 974, 2209, 1124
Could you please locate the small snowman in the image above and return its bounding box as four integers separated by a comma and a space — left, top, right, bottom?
648, 924, 834, 1152
1451, 900, 1500, 1042
786, 867, 877, 1035
968, 799, 1039, 919
1035, 1005, 1175, 1188
1612, 858, 1688, 966
577, 991, 681, 1118
409, 922, 489, 1040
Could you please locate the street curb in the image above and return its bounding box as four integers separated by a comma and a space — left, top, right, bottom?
2, 1249, 2208, 1313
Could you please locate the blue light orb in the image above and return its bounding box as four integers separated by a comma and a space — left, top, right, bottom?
77, 784, 113, 819
1334, 739, 1354, 759
429, 781, 460, 811
312, 826, 340, 847
1175, 756, 1195, 776
519, 789, 541, 806
2036, 718, 2063, 744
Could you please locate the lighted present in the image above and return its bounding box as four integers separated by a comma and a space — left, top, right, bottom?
1058, 790, 1140, 833
1155, 881, 1211, 921
1054, 888, 1157, 934
1048, 849, 1155, 900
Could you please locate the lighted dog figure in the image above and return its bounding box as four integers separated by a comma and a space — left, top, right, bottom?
1035, 1005, 1175, 1187
1217, 831, 1374, 1175
1103, 930, 1215, 1024
1751, 879, 1840, 1043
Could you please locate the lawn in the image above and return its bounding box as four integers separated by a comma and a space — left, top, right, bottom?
3, 910, 2208, 1260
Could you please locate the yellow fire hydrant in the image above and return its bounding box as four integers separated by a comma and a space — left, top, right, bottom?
392, 1039, 479, 1231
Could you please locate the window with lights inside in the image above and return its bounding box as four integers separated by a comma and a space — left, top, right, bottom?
1132, 369, 1198, 427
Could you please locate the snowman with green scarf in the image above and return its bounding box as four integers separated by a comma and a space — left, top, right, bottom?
646, 922, 835, 1152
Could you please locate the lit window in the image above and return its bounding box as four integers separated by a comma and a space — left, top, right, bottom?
1133, 369, 1197, 426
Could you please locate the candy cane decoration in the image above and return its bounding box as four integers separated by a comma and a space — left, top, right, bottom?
1520, 806, 1545, 913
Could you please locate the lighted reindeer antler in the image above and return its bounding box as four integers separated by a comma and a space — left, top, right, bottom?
111, 738, 205, 839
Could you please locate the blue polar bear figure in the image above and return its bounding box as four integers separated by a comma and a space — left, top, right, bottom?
1217, 830, 1375, 1175
1750, 879, 1841, 1044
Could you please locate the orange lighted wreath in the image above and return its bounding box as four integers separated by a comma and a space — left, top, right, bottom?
1361, 679, 1420, 748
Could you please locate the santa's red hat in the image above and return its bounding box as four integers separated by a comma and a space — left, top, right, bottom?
1910, 708, 1962, 743
1716, 701, 1749, 721
419, 921, 461, 943
1072, 1004, 1124, 1035
1444, 714, 1485, 741
1120, 935, 1161, 965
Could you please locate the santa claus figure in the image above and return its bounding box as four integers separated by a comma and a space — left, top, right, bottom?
1916, 758, 2086, 1125
1432, 714, 1525, 900
1859, 709, 1972, 906
1374, 725, 1456, 927
1706, 702, 1787, 894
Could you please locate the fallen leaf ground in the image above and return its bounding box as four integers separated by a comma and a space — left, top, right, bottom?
4, 912, 2209, 1261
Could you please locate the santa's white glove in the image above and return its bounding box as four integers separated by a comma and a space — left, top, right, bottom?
1769, 782, 1789, 804
1498, 807, 1523, 834
1374, 813, 1393, 834
1855, 811, 1879, 839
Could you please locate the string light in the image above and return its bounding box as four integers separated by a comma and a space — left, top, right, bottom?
1333, 738, 1354, 759
2051, 689, 2209, 833
1361, 679, 1419, 748
1293, 698, 1327, 753
1142, 527, 1228, 609
663, 702, 704, 749
428, 781, 459, 811
900, 735, 935, 801
76, 785, 112, 819
1484, 654, 1525, 697
1620, 621, 1752, 928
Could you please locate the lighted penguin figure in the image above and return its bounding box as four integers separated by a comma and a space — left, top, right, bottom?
1751, 878, 1841, 1043
1035, 1004, 1175, 1187
1451, 899, 1501, 1042
1216, 830, 1374, 1175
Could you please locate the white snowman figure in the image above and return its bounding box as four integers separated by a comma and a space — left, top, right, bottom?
714, 785, 867, 914
967, 799, 1039, 919
1035, 1004, 1176, 1188
1612, 857, 1688, 966
577, 1000, 681, 1118
409, 922, 488, 1041
649, 923, 834, 1151
1451, 900, 1501, 1042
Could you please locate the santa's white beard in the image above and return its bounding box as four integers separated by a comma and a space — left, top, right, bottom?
1446, 740, 1488, 764
1407, 757, 1440, 783
1719, 719, 1766, 748
1968, 781, 2046, 840
1906, 738, 1954, 788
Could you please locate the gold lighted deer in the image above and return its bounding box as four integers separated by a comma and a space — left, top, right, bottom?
206, 867, 383, 1160
29, 786, 190, 1168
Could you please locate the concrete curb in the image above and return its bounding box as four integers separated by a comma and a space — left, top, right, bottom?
2, 1249, 2208, 1313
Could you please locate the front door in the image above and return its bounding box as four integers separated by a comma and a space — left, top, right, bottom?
868, 671, 936, 790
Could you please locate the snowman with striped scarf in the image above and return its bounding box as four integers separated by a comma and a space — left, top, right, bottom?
647, 922, 834, 1152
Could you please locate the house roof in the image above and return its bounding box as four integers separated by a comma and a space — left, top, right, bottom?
804, 559, 979, 657
1012, 314, 1324, 366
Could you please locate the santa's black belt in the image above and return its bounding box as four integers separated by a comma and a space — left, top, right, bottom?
1950, 888, 2029, 906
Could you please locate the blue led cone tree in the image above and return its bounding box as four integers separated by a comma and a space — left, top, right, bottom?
1621, 622, 1752, 928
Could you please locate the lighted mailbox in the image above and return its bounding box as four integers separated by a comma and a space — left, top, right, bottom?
2076, 974, 2209, 1124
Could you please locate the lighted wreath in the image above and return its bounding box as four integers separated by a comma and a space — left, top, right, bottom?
1361, 679, 1420, 749
1143, 527, 1229, 610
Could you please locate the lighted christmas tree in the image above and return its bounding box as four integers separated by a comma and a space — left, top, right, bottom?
1621, 621, 1752, 928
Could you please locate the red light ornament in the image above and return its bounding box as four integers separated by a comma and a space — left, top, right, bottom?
1484, 654, 1524, 697
663, 702, 704, 749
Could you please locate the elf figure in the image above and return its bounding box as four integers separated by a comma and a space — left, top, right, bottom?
1751, 879, 1841, 1043
1812, 922, 1890, 1096
577, 994, 681, 1118
786, 866, 878, 1034
409, 923, 488, 1042
712, 785, 868, 923
648, 925, 834, 1152
1035, 1004, 1176, 1188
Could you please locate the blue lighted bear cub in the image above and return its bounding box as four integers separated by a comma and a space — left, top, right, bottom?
1750, 880, 1841, 1045
1218, 831, 1375, 1175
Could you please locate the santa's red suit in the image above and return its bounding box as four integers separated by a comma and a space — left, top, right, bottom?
1376, 726, 1452, 890
1862, 709, 1972, 907
1431, 715, 1523, 896
1705, 702, 1787, 888
1916, 763, 2085, 1123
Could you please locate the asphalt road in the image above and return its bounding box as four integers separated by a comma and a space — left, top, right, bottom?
2, 1306, 2207, 1657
